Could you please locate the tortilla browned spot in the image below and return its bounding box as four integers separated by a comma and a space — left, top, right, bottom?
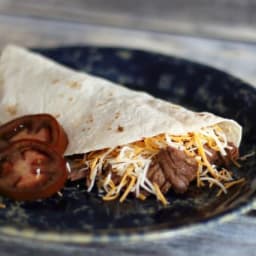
117, 126, 124, 132
52, 79, 59, 84
6, 104, 17, 116
115, 112, 120, 119
68, 81, 81, 90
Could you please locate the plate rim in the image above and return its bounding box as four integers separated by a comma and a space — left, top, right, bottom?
0, 198, 255, 245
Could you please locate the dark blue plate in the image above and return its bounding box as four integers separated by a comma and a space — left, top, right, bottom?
0, 46, 255, 244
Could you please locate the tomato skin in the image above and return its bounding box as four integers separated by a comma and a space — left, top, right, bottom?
0, 114, 68, 154
0, 140, 68, 201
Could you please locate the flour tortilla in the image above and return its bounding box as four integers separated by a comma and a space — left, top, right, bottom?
0, 45, 242, 155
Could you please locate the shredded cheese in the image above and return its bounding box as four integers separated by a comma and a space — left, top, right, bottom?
216, 178, 245, 197
200, 177, 227, 194
120, 176, 136, 202
57, 191, 63, 197
193, 132, 220, 178
153, 182, 169, 205
73, 125, 243, 205
66, 162, 72, 173
239, 151, 255, 161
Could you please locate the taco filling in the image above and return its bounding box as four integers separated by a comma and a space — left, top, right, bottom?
68, 125, 243, 205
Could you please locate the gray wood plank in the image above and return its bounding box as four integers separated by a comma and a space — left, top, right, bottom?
1, 14, 256, 86
0, 215, 256, 255
0, 0, 256, 42
1, 13, 256, 256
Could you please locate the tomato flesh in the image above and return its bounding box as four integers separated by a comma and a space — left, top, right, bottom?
0, 114, 68, 154
11, 127, 50, 143
0, 140, 68, 201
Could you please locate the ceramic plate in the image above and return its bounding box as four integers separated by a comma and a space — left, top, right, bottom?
0, 46, 255, 244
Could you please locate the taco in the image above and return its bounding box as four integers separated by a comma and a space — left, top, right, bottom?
0, 45, 243, 204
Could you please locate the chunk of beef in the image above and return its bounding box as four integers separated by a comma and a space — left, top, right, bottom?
68, 167, 88, 182
147, 161, 171, 193
66, 155, 88, 181
148, 143, 239, 195
204, 145, 224, 166
205, 142, 239, 166
102, 164, 122, 186
148, 147, 198, 194
223, 142, 239, 166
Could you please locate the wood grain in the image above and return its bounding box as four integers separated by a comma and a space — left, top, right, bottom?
1, 14, 256, 86
1, 8, 256, 256
1, 216, 256, 256
0, 0, 256, 42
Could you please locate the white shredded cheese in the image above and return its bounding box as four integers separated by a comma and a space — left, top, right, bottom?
200, 177, 227, 194
66, 162, 71, 173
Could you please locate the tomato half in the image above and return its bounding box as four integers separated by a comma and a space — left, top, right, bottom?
0, 114, 68, 154
0, 140, 68, 201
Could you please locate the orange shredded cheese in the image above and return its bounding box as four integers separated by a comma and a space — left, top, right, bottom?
137, 193, 146, 200
153, 182, 169, 205
120, 176, 136, 202
193, 133, 219, 178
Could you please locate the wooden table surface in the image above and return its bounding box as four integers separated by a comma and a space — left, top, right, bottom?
1, 3, 256, 255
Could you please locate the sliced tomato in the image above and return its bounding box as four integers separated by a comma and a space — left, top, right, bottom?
0, 114, 68, 154
0, 140, 68, 201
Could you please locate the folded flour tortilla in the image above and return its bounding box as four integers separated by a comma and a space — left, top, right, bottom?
0, 45, 243, 203
0, 45, 241, 156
